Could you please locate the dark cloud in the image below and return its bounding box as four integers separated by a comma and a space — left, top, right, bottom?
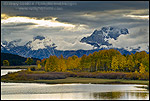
1, 1, 149, 17
1, 1, 149, 50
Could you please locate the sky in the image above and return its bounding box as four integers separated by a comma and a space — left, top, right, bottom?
1, 1, 149, 51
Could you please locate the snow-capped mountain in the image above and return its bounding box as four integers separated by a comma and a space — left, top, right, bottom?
1, 36, 57, 59
1, 27, 148, 59
26, 35, 56, 50
80, 26, 129, 48
1, 39, 22, 50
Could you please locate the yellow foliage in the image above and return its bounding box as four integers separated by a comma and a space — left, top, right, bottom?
111, 56, 118, 71
139, 63, 146, 74
28, 67, 31, 72
37, 64, 41, 69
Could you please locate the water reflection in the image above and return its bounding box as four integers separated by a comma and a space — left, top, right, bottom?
130, 92, 148, 99
1, 69, 149, 100
92, 92, 123, 99
92, 92, 149, 100
1, 69, 24, 76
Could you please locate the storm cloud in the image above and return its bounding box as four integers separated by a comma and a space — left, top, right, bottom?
1, 1, 149, 51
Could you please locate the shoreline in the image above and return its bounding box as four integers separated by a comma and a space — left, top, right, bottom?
1, 77, 149, 85
1, 69, 149, 87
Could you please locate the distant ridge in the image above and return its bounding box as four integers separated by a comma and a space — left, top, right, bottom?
1, 53, 40, 66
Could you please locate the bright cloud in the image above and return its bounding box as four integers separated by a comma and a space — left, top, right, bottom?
1, 14, 10, 19
1, 1, 149, 51
108, 26, 149, 51
51, 36, 93, 50
1, 16, 76, 28
124, 14, 149, 20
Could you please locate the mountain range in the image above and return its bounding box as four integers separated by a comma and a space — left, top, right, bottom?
1, 26, 148, 59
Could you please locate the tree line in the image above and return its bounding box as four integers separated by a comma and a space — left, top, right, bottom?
36, 49, 149, 73
1, 53, 40, 66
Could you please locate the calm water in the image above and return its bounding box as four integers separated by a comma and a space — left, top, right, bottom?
1, 69, 149, 100
1, 69, 24, 76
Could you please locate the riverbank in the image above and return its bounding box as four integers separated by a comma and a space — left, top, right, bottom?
1, 70, 149, 85
2, 77, 149, 85
35, 77, 149, 85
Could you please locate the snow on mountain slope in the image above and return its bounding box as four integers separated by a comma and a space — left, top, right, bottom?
80, 26, 129, 48
1, 42, 7, 48
1, 27, 148, 59
1, 35, 57, 59
26, 35, 56, 50
1, 39, 22, 50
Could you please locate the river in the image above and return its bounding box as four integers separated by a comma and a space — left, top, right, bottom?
1, 69, 149, 100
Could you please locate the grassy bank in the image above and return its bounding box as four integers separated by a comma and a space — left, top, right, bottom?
1, 77, 149, 85
35, 77, 149, 85
1, 69, 149, 85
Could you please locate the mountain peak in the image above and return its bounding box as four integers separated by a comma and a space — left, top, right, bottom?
1, 39, 22, 49
26, 35, 56, 50
80, 26, 129, 48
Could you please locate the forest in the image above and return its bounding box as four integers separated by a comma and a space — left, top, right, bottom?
2, 49, 149, 82
36, 49, 149, 73
1, 53, 40, 66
